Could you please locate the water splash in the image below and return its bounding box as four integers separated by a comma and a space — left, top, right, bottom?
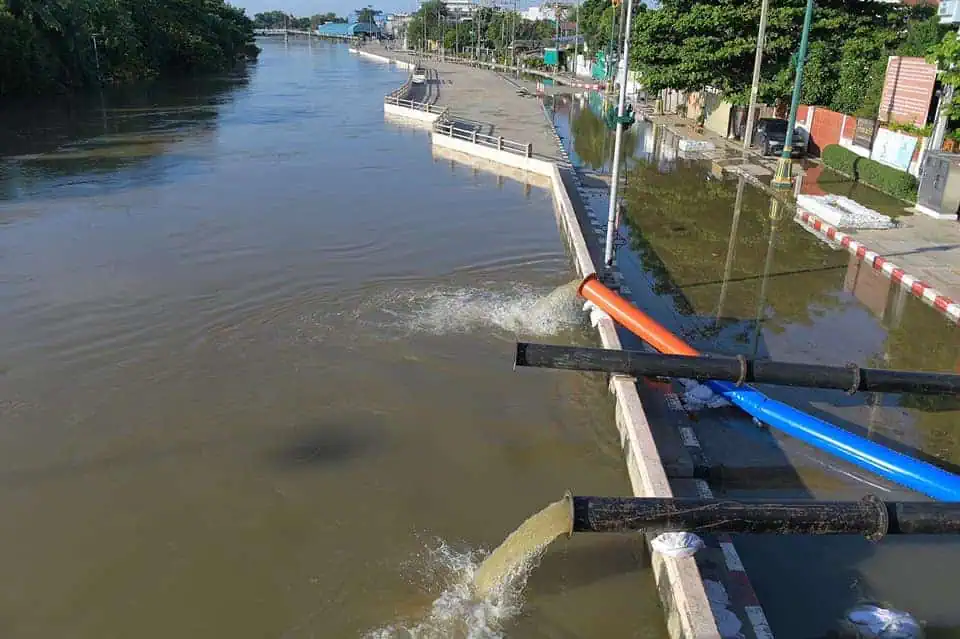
364, 541, 522, 639
472, 494, 573, 598
362, 280, 583, 337
368, 496, 575, 638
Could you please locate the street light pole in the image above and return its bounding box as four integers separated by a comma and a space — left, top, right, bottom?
574, 0, 580, 77
772, 0, 815, 189
603, 0, 636, 267
91, 33, 102, 83
742, 0, 769, 153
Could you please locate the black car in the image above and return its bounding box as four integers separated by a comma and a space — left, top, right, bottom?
754, 118, 806, 157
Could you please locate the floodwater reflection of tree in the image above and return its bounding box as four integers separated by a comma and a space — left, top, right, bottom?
0, 71, 249, 200
570, 97, 636, 171
620, 159, 849, 352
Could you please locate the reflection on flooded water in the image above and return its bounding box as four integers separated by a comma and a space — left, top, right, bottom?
0, 42, 668, 638
553, 92, 960, 638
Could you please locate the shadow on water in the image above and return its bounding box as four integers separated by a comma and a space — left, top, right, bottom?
0, 414, 386, 490
552, 93, 960, 637
0, 71, 250, 202
270, 419, 387, 470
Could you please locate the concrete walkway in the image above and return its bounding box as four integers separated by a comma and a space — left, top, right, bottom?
361, 43, 562, 162
850, 215, 960, 302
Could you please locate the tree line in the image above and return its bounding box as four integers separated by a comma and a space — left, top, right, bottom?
406, 0, 560, 59
252, 10, 347, 30
582, 0, 946, 116
0, 0, 259, 98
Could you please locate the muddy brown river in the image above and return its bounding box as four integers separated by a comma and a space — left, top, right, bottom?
0, 40, 668, 637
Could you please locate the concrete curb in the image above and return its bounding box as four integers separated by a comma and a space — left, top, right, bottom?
797, 210, 960, 323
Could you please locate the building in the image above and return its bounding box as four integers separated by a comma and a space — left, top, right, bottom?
316, 21, 382, 39
418, 0, 479, 19
521, 2, 574, 21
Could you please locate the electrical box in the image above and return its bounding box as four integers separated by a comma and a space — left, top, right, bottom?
939, 0, 960, 25
918, 152, 960, 217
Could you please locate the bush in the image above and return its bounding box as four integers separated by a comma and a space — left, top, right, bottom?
822, 144, 858, 176
821, 144, 918, 202
856, 157, 920, 201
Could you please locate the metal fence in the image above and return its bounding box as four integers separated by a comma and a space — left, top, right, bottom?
383, 94, 446, 114
432, 119, 534, 159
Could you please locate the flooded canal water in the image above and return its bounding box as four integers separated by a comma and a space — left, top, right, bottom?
0, 41, 669, 637
553, 93, 960, 638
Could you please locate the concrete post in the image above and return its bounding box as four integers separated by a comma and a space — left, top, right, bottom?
526, 143, 533, 158
498, 136, 504, 150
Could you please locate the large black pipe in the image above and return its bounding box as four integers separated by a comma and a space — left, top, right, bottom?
516, 343, 960, 396
571, 495, 960, 540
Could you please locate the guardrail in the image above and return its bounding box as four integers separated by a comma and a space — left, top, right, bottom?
384, 94, 446, 114
432, 118, 534, 159
385, 75, 412, 100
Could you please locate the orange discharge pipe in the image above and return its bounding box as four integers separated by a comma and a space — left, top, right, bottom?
576, 273, 960, 501
579, 275, 698, 356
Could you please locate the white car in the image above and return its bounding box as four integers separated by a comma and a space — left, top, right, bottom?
412, 67, 426, 84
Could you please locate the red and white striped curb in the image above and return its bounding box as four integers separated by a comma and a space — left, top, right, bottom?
797, 210, 960, 323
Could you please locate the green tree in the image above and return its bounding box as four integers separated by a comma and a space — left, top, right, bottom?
407, 0, 448, 50
577, 0, 615, 55
1, 0, 258, 97
631, 0, 934, 110
355, 6, 381, 25
253, 10, 290, 29
928, 29, 960, 119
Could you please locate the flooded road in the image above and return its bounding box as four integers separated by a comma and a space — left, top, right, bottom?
0, 41, 668, 637
553, 93, 960, 638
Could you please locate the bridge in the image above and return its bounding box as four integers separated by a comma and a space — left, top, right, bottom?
254, 28, 318, 37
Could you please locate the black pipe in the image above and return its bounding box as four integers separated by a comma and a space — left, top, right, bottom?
571, 495, 960, 540
515, 343, 960, 396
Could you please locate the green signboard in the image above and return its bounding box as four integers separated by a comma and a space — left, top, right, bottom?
544, 48, 559, 67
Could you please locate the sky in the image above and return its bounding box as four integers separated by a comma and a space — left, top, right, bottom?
234, 0, 452, 18
232, 0, 542, 20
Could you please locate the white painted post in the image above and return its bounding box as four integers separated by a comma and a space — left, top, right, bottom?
472, 130, 478, 144
603, 0, 636, 267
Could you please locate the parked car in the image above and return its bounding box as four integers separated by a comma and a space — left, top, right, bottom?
412, 66, 426, 84
754, 118, 806, 157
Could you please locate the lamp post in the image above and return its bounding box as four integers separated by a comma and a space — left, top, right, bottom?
772, 0, 814, 189
602, 0, 636, 267
91, 33, 102, 83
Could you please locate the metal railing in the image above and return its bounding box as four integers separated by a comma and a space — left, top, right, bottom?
432, 118, 534, 159
384, 93, 446, 114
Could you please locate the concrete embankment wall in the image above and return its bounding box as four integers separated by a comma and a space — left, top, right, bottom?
365, 47, 726, 639
383, 103, 441, 124
351, 47, 416, 70
431, 134, 555, 177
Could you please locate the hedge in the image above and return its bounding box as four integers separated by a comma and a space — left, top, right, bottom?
821, 144, 918, 202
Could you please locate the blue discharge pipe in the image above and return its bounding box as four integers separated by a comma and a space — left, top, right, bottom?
578, 274, 960, 501
707, 380, 960, 501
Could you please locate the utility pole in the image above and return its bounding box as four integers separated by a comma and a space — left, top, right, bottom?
91, 33, 102, 83
574, 0, 580, 78
742, 0, 769, 154
716, 176, 746, 325
772, 0, 814, 189
603, 0, 636, 267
